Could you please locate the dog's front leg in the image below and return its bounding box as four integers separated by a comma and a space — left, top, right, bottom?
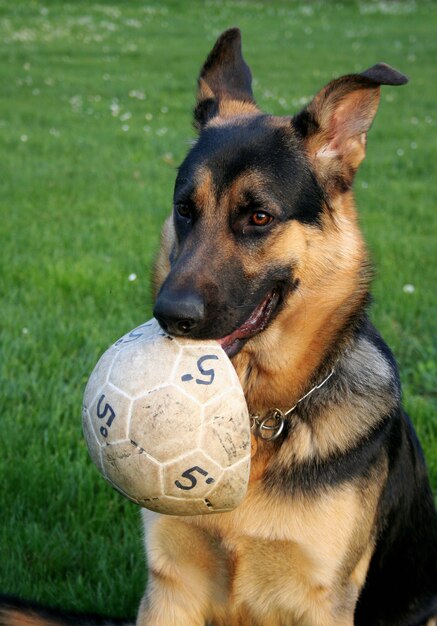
136, 580, 207, 626
137, 512, 228, 626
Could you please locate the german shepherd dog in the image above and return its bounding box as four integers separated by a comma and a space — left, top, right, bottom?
1, 27, 436, 626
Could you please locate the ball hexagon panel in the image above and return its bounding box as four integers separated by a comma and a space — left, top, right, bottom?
201, 390, 251, 468
162, 450, 223, 499
102, 440, 163, 501
83, 347, 117, 407
112, 319, 162, 350
87, 383, 132, 444
109, 334, 182, 399
203, 460, 250, 512
173, 344, 234, 404
130, 384, 203, 463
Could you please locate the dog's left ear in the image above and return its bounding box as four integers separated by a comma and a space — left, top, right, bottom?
293, 64, 408, 189
194, 28, 257, 130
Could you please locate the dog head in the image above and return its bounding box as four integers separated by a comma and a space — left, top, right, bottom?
153, 29, 407, 363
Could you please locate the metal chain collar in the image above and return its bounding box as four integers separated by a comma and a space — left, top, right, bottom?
250, 368, 335, 441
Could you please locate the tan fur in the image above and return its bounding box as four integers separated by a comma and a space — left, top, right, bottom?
196, 81, 258, 123
140, 468, 382, 626
139, 514, 229, 625
152, 216, 174, 298
0, 612, 61, 626
217, 98, 259, 120
197, 77, 215, 102
193, 167, 216, 211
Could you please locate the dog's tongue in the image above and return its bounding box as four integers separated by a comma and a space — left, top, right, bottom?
217, 292, 275, 352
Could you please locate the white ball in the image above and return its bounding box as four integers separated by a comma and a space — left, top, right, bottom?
82, 318, 251, 515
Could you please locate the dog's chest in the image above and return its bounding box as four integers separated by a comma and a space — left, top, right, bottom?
143, 481, 373, 624
197, 481, 362, 576
203, 484, 373, 623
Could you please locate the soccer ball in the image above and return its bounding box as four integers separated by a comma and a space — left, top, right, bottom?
82, 318, 251, 516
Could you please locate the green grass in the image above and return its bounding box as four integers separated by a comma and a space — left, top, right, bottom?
0, 0, 436, 618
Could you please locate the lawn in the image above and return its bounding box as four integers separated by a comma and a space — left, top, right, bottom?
0, 0, 436, 619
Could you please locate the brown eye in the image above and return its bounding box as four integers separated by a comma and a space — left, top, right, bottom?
176, 204, 192, 219
250, 211, 273, 227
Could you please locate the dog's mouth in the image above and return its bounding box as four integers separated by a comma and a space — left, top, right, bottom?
217, 288, 281, 358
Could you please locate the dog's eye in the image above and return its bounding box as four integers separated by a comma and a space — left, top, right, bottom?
175, 204, 192, 220
249, 211, 273, 227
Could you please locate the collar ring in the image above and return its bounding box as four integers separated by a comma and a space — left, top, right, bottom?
251, 409, 285, 441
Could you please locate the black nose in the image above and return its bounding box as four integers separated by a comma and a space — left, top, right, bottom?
153, 289, 205, 336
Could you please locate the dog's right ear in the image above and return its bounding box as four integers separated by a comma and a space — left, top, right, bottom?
194, 28, 258, 131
